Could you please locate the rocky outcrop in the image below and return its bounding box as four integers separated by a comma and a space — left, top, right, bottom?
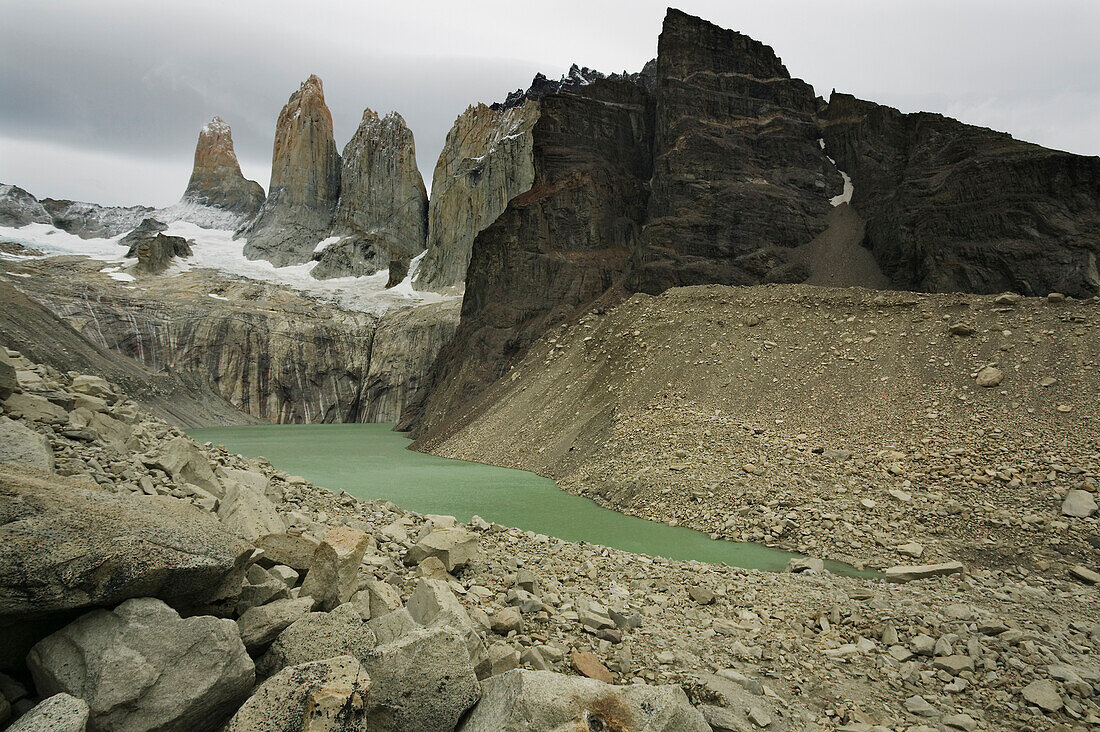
627, 8, 841, 293
315, 110, 428, 280
819, 92, 1100, 297
0, 184, 52, 228
0, 464, 252, 621
28, 598, 255, 732
361, 300, 460, 422
414, 102, 538, 292
40, 198, 153, 239
118, 217, 197, 276
241, 75, 342, 267
406, 77, 653, 437
173, 116, 265, 227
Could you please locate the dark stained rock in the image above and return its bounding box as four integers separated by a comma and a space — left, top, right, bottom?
121, 220, 193, 275
405, 77, 654, 438
240, 75, 342, 267
179, 116, 265, 221
626, 8, 841, 294
819, 92, 1100, 297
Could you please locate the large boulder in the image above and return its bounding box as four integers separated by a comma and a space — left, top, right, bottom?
224, 655, 371, 732
0, 464, 252, 665
0, 349, 20, 399
217, 479, 286, 542
300, 526, 370, 611
6, 693, 90, 732
257, 604, 375, 678
407, 578, 487, 671
141, 436, 220, 494
459, 669, 710, 731
360, 627, 480, 732
404, 528, 479, 573
0, 417, 53, 472
236, 596, 315, 653
27, 598, 255, 732
256, 531, 322, 571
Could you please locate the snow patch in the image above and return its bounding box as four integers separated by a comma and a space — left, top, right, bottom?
0, 221, 454, 315
818, 138, 855, 207
313, 235, 342, 254
208, 293, 229, 301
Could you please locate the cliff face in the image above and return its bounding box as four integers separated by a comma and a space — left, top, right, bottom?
413, 101, 538, 292
626, 8, 840, 293
315, 110, 428, 280
406, 78, 654, 436
240, 75, 342, 267
819, 93, 1100, 297
177, 117, 265, 225
360, 300, 460, 422
0, 184, 52, 228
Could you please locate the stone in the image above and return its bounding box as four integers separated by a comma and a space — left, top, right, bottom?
2, 393, 67, 424
688, 585, 716, 605
1061, 489, 1098, 518
0, 464, 251, 660
505, 587, 543, 613
368, 608, 419, 646
238, 563, 290, 614
975, 366, 1004, 387
256, 532, 322, 571
360, 579, 403, 618
236, 596, 315, 653
257, 604, 375, 678
178, 116, 265, 224
571, 649, 614, 683
300, 526, 370, 611
883, 561, 965, 582
1021, 679, 1064, 712
217, 479, 286, 542
224, 655, 370, 732
127, 232, 193, 275
417, 556, 450, 580
27, 598, 254, 732
406, 579, 485, 663
0, 417, 53, 472
459, 669, 711, 732
1069, 565, 1100, 584
898, 541, 924, 558
240, 75, 342, 268
787, 557, 824, 574
141, 436, 219, 494
483, 642, 521, 677
904, 695, 937, 716
403, 527, 479, 572
6, 693, 89, 732
0, 349, 19, 400
491, 607, 524, 635
69, 374, 117, 401
318, 109, 427, 280
360, 627, 480, 732
934, 655, 975, 675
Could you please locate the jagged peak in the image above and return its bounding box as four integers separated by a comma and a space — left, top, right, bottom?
661, 7, 790, 80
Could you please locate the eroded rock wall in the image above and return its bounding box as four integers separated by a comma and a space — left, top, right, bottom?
818, 93, 1100, 297
414, 101, 538, 292
240, 75, 342, 267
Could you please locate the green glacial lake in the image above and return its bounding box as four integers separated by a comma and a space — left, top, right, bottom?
190, 423, 863, 575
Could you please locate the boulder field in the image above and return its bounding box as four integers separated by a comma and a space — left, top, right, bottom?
1, 340, 1098, 731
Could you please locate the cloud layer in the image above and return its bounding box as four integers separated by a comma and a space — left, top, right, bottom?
2, 0, 1097, 206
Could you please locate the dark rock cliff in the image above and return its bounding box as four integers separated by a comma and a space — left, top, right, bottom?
627, 8, 841, 293
403, 78, 654, 435
819, 93, 1100, 297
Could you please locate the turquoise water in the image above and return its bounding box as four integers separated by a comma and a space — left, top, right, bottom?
191, 423, 864, 575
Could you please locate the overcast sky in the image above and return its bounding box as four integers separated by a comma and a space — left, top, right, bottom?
2, 0, 1098, 207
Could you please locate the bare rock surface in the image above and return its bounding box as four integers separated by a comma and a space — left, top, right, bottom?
27, 598, 254, 732
5, 693, 89, 732
178, 116, 265, 223
241, 75, 341, 267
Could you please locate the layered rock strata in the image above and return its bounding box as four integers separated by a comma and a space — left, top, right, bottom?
819, 92, 1100, 297
240, 75, 342, 267
413, 101, 538, 292
315, 110, 428, 280
627, 8, 841, 293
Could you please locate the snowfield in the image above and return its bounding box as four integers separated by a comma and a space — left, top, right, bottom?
0, 221, 454, 315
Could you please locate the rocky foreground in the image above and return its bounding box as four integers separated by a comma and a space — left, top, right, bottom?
1, 342, 1099, 731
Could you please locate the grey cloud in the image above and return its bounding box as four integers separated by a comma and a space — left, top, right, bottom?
1, 0, 1097, 207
